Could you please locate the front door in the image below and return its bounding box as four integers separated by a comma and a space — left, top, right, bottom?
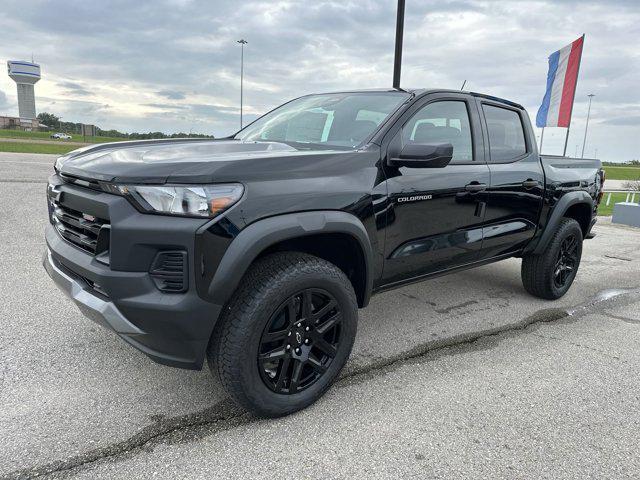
380, 95, 490, 286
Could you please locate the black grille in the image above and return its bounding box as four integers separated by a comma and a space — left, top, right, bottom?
50, 202, 110, 255
149, 251, 188, 293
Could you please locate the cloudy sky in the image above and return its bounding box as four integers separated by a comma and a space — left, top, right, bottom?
0, 0, 638, 162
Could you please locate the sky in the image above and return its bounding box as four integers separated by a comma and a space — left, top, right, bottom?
0, 0, 638, 162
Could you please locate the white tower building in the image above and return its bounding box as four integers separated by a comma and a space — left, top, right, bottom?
7, 60, 41, 119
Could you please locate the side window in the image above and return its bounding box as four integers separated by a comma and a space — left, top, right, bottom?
402, 101, 473, 163
482, 105, 527, 162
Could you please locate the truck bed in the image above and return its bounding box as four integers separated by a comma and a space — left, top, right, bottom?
541, 155, 602, 187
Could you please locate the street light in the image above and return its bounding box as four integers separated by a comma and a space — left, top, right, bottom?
581, 93, 595, 158
237, 39, 248, 129
393, 0, 406, 89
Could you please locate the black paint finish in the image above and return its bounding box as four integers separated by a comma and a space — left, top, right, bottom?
47, 89, 603, 370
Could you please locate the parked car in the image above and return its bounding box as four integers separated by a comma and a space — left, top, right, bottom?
44, 89, 604, 417
50, 133, 72, 140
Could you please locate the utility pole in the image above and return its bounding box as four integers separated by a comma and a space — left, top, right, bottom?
237, 39, 248, 129
581, 93, 595, 158
392, 0, 406, 89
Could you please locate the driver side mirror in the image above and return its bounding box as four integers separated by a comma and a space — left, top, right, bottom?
389, 142, 453, 168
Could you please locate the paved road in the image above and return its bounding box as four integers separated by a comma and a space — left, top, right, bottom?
1, 153, 640, 479
604, 179, 636, 190
0, 138, 90, 147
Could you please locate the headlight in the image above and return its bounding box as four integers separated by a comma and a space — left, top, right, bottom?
119, 183, 244, 218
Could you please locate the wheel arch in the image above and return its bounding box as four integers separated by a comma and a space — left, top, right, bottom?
531, 191, 594, 255
207, 211, 374, 309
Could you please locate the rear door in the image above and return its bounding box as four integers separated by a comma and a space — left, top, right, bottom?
476, 99, 544, 259
380, 93, 490, 286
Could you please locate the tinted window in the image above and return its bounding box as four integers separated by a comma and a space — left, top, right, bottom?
483, 105, 527, 162
402, 101, 473, 162
236, 92, 410, 149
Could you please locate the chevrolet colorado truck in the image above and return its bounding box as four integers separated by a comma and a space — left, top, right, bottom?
44, 89, 604, 416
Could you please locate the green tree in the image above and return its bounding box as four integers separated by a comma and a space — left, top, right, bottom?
37, 112, 60, 129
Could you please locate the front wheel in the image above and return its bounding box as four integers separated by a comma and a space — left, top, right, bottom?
521, 218, 583, 300
208, 252, 358, 417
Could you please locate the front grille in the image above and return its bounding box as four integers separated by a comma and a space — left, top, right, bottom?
50, 202, 110, 255
149, 251, 188, 293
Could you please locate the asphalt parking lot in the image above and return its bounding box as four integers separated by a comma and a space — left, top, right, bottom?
2, 152, 640, 479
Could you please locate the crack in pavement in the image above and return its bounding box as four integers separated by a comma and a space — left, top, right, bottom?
603, 312, 640, 325
529, 332, 623, 361
4, 287, 640, 480
603, 254, 633, 262
434, 300, 479, 314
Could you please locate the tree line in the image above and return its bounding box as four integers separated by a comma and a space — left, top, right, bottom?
36, 112, 214, 139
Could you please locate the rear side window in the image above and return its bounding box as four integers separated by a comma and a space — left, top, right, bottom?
482, 105, 527, 162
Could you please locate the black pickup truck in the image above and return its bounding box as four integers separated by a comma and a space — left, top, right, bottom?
44, 89, 604, 416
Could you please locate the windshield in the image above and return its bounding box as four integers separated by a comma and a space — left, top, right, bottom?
235, 92, 410, 149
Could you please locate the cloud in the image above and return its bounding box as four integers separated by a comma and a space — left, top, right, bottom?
0, 0, 637, 162
0, 89, 8, 110
144, 103, 189, 110
157, 90, 186, 100
601, 116, 640, 127
58, 81, 92, 96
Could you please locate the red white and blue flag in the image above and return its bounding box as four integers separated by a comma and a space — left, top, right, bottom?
536, 35, 584, 128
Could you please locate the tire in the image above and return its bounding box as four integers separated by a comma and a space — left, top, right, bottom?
521, 218, 583, 300
208, 252, 358, 417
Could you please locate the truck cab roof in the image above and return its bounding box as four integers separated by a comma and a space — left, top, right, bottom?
314, 88, 525, 111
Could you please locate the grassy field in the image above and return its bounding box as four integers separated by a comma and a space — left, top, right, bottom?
0, 129, 124, 144
0, 141, 79, 155
598, 192, 639, 216
602, 165, 640, 181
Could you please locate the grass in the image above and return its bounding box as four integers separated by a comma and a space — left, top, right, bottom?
598, 192, 639, 216
0, 141, 79, 155
0, 129, 125, 144
602, 165, 640, 181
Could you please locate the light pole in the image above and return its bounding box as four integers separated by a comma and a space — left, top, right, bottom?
237, 39, 248, 129
392, 0, 406, 89
581, 93, 595, 158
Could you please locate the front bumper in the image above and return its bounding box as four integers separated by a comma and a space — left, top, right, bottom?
44, 249, 145, 335
44, 195, 223, 370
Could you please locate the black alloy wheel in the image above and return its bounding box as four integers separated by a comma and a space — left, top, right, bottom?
553, 233, 579, 288
258, 288, 341, 394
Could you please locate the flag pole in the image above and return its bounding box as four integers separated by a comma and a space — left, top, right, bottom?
539, 127, 545, 153
562, 33, 585, 157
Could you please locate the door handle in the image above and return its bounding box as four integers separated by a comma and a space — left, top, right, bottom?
522, 179, 540, 189
465, 182, 487, 193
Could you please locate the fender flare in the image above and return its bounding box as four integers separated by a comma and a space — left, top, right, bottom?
531, 191, 594, 255
207, 211, 374, 308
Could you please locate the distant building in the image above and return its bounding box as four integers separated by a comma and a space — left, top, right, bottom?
0, 115, 42, 131
7, 60, 41, 119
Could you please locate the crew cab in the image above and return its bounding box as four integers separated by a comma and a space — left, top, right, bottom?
44, 89, 604, 416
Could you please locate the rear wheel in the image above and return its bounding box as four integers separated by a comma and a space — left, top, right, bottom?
208, 252, 357, 417
521, 218, 583, 300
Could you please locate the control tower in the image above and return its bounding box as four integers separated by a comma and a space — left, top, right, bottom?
7, 60, 41, 119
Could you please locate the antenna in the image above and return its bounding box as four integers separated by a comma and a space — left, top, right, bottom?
460, 80, 467, 90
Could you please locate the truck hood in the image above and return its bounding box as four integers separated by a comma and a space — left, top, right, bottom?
56, 138, 347, 184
